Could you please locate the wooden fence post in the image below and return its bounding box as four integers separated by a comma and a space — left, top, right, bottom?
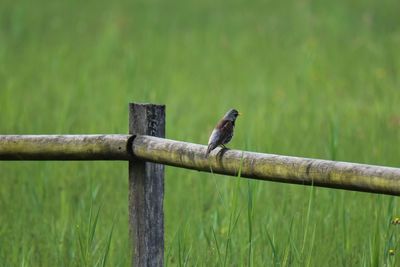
129, 103, 165, 266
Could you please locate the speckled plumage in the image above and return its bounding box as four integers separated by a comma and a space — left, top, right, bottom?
206, 109, 240, 157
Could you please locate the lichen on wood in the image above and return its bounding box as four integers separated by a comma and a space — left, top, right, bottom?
0, 135, 132, 160
131, 135, 400, 196
1, 134, 399, 195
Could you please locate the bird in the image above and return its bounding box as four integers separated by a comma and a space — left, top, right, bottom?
206, 108, 240, 157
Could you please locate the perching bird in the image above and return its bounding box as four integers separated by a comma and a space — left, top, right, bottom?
206, 109, 240, 157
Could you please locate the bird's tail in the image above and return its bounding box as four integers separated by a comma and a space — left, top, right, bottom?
205, 147, 212, 157
205, 143, 215, 157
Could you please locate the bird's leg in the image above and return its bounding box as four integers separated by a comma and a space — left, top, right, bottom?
216, 144, 229, 158
220, 144, 228, 149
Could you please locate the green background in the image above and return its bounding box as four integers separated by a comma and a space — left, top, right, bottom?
1, 0, 399, 265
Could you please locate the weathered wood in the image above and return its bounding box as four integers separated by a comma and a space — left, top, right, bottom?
131, 135, 400, 196
1, 133, 399, 195
129, 104, 165, 267
0, 135, 131, 160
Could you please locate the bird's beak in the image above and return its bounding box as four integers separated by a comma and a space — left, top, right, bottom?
238, 112, 242, 116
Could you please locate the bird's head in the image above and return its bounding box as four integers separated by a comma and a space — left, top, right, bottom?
224, 109, 240, 122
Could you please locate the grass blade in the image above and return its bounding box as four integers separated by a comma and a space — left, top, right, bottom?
100, 217, 115, 267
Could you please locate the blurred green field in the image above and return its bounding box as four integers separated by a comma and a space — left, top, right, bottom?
1, 0, 400, 265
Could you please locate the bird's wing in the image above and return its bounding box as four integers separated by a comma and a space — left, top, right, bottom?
206, 128, 220, 156
209, 119, 231, 145
208, 129, 219, 145
218, 119, 234, 144
206, 120, 234, 156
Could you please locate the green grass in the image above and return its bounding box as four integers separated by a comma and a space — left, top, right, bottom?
1, 0, 400, 265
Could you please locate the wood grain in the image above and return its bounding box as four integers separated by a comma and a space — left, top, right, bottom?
129, 103, 165, 267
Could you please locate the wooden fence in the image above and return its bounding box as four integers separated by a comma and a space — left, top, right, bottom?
1, 103, 400, 266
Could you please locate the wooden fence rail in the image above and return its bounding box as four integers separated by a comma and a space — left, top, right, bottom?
1, 134, 400, 196
0, 103, 399, 266
0, 134, 132, 160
